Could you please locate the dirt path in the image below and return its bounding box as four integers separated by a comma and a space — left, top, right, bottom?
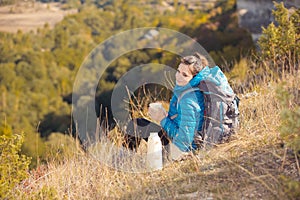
0, 2, 77, 33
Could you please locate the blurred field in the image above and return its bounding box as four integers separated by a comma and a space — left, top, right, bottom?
0, 2, 77, 33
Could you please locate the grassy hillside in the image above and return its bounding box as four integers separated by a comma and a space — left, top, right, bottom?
1, 1, 299, 199
10, 71, 299, 200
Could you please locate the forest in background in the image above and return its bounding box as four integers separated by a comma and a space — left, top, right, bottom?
0, 0, 256, 167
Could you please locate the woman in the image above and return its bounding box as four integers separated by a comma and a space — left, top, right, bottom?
126, 53, 210, 160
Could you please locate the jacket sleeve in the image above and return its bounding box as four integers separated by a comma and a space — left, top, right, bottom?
161, 93, 201, 150
160, 115, 178, 139
160, 95, 178, 138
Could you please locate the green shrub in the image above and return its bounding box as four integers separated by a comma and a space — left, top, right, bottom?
258, 2, 300, 74
276, 77, 300, 198
276, 84, 300, 154
0, 131, 31, 199
259, 2, 300, 154
31, 186, 59, 200
280, 175, 300, 200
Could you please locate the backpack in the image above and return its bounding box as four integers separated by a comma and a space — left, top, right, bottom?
178, 66, 240, 148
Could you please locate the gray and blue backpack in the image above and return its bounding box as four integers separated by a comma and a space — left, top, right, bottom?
178, 66, 240, 148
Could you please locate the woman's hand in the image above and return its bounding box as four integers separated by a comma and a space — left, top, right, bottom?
148, 105, 167, 123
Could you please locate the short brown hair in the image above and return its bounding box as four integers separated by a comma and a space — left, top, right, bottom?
181, 52, 209, 76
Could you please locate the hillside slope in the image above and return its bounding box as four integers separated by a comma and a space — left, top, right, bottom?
14, 72, 300, 200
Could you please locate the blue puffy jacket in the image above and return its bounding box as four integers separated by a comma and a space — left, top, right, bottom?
160, 66, 211, 152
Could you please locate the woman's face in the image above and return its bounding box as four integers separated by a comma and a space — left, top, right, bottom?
175, 63, 193, 86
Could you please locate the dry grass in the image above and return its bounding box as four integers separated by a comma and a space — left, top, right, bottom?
14, 72, 300, 200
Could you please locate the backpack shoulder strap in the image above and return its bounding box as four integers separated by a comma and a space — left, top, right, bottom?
177, 87, 200, 109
